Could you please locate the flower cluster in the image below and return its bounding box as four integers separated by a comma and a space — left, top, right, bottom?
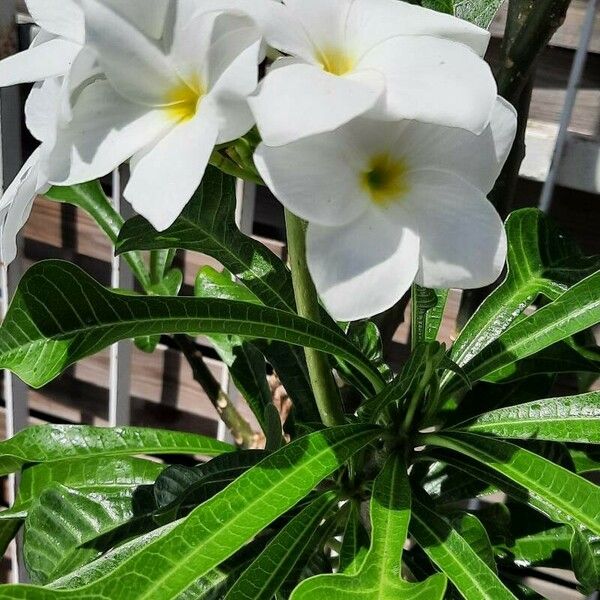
0, 0, 516, 320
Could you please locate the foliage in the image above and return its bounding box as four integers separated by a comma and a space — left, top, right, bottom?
0, 1, 598, 599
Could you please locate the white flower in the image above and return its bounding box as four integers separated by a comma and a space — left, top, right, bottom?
254, 98, 517, 321
46, 0, 263, 231
0, 0, 170, 86
247, 0, 497, 146
0, 77, 63, 264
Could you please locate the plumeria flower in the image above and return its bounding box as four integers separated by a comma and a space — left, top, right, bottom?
0, 0, 169, 87
254, 98, 517, 321
247, 0, 498, 146
0, 77, 62, 264
47, 0, 262, 231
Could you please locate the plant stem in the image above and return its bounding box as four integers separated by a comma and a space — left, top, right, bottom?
174, 335, 260, 448
402, 360, 434, 434
284, 209, 345, 427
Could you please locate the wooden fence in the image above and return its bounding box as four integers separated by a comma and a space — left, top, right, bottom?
0, 1, 599, 595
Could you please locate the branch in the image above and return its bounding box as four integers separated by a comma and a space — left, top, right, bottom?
284, 210, 345, 427
174, 335, 260, 448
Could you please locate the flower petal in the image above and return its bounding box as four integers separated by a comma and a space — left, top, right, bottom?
125, 113, 219, 231
382, 97, 517, 194
25, 77, 62, 143
359, 35, 496, 134
401, 169, 506, 289
206, 38, 261, 143
25, 0, 84, 43
248, 63, 384, 146
103, 0, 170, 39
80, 0, 180, 105
346, 0, 490, 57
0, 38, 80, 86
254, 132, 368, 227
48, 80, 171, 185
283, 0, 353, 51
0, 148, 47, 265
307, 211, 420, 321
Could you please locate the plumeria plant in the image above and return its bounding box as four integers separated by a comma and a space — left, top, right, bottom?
0, 0, 598, 598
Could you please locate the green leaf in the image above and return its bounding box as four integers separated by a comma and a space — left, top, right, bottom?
290, 454, 447, 600
454, 1, 506, 28
194, 266, 319, 424
24, 483, 154, 584
425, 432, 600, 537
451, 513, 496, 572
50, 426, 375, 597
411, 285, 448, 347
483, 338, 600, 383
0, 518, 22, 556
338, 502, 370, 575
0, 260, 382, 391
455, 391, 600, 443
264, 404, 284, 452
153, 451, 267, 520
225, 491, 338, 599
503, 524, 572, 569
446, 209, 600, 389
570, 447, 600, 474
117, 166, 296, 312
46, 183, 151, 291
0, 425, 231, 476
0, 425, 380, 598
449, 269, 600, 392
570, 529, 600, 595
0, 457, 164, 520
421, 0, 454, 15
410, 496, 517, 600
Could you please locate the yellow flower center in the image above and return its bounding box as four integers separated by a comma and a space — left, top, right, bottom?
165, 76, 204, 123
360, 154, 411, 205
316, 47, 355, 76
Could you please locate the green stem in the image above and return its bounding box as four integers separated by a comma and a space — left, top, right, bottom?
149, 249, 175, 285
284, 209, 345, 427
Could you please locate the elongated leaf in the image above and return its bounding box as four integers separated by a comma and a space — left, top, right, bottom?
0, 519, 22, 556
502, 524, 572, 569
0, 425, 231, 476
0, 260, 381, 390
425, 432, 600, 536
195, 265, 319, 423
411, 285, 449, 347
0, 425, 380, 598
50, 519, 252, 600
117, 166, 296, 312
153, 451, 267, 521
446, 210, 600, 387
454, 1, 506, 28
410, 497, 517, 600
483, 338, 600, 383
338, 502, 370, 575
456, 392, 600, 443
24, 483, 155, 584
0, 457, 164, 520
291, 454, 447, 600
451, 513, 496, 572
225, 491, 337, 599
570, 447, 600, 474
571, 529, 600, 595
448, 269, 600, 392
